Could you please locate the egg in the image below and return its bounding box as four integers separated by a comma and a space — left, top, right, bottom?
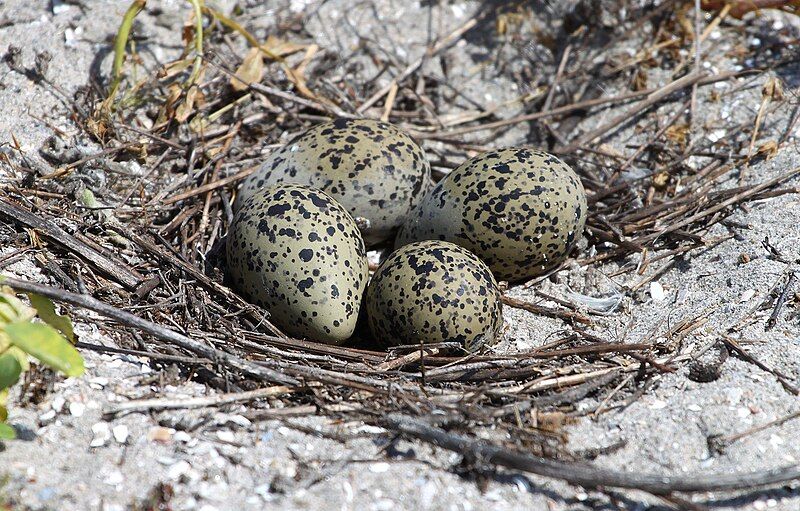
366, 240, 503, 351
236, 118, 431, 246
226, 184, 368, 344
396, 148, 587, 281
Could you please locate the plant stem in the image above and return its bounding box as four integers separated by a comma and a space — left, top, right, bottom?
109, 0, 147, 99
186, 0, 204, 88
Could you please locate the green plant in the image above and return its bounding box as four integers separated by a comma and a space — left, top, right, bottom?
106, 0, 204, 107
0, 286, 83, 440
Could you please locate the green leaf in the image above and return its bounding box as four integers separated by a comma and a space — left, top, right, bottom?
0, 422, 15, 440
28, 294, 75, 344
6, 346, 28, 372
0, 293, 31, 324
0, 353, 21, 389
5, 321, 84, 377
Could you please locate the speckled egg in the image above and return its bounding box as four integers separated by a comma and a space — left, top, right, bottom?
226, 184, 369, 344
366, 240, 503, 351
396, 148, 587, 281
236, 118, 432, 246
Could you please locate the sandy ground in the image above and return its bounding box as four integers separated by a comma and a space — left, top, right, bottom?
1, 0, 800, 510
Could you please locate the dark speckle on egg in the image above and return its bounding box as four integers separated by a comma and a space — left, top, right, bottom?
366, 240, 503, 351
396, 148, 587, 281
235, 119, 431, 246
226, 184, 369, 344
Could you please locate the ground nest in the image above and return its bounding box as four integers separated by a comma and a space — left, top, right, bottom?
1, 0, 800, 505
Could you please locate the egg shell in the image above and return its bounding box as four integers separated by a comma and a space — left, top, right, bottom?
226, 184, 368, 344
396, 148, 587, 281
236, 118, 431, 246
366, 240, 503, 351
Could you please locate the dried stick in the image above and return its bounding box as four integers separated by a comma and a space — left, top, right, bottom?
766, 271, 796, 330
1, 277, 299, 387
502, 295, 591, 325
617, 100, 690, 176
163, 164, 259, 205
561, 72, 706, 152
377, 347, 440, 371
642, 167, 800, 243
710, 408, 800, 449
125, 232, 286, 338
420, 71, 741, 140
722, 336, 800, 395
384, 413, 800, 494
0, 199, 142, 289
104, 385, 296, 417
75, 341, 211, 365
357, 17, 478, 113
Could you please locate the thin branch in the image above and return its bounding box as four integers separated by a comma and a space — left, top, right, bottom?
1, 277, 299, 386
385, 413, 800, 494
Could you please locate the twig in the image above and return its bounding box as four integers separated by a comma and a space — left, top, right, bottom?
104, 385, 296, 417
0, 198, 143, 289
710, 408, 800, 450
722, 336, 799, 395
0, 277, 299, 386
244, 404, 317, 421
690, 0, 702, 136
560, 72, 707, 152
380, 81, 399, 122
766, 271, 796, 330
491, 370, 622, 418
125, 231, 286, 338
162, 165, 259, 205
384, 413, 800, 494
75, 341, 212, 365
377, 347, 440, 371
502, 295, 591, 325
357, 17, 479, 112
617, 100, 690, 177
418, 71, 742, 139
642, 167, 800, 242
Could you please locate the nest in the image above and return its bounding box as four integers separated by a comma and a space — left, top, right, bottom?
2, 0, 799, 503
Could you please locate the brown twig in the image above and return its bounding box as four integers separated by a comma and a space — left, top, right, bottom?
104, 385, 297, 417
0, 198, 143, 289
1, 277, 299, 386
384, 413, 800, 494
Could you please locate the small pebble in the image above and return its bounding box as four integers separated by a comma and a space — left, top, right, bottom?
369, 463, 390, 473
224, 415, 251, 428
68, 402, 85, 417
174, 431, 192, 443
148, 426, 174, 443
112, 425, 129, 444
650, 281, 665, 302
216, 430, 235, 443
88, 377, 109, 389
39, 409, 57, 424
103, 470, 124, 486
51, 396, 66, 413
167, 460, 192, 481
90, 422, 111, 447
